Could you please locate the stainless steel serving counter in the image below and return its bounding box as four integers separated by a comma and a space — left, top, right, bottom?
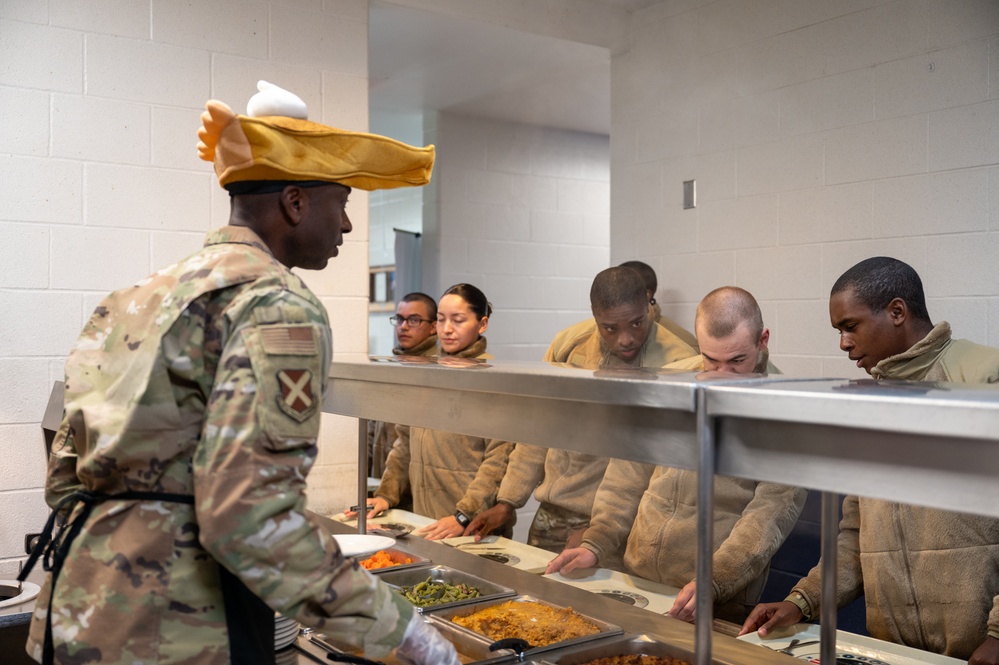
326, 357, 702, 469
708, 377, 999, 518
312, 515, 789, 665
324, 358, 999, 665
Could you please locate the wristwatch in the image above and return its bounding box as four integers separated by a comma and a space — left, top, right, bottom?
454, 510, 471, 528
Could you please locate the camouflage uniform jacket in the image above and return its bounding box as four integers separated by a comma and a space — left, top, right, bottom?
29, 226, 413, 665
375, 337, 515, 521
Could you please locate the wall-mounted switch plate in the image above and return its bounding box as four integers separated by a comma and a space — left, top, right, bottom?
683, 180, 696, 209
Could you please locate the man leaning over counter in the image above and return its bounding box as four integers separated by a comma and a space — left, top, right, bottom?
17, 82, 457, 665
547, 286, 807, 624
464, 267, 697, 552
741, 256, 999, 665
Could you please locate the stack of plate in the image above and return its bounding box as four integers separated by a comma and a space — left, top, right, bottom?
274, 612, 300, 651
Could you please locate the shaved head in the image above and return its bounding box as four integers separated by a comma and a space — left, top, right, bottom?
590, 267, 648, 313
695, 286, 764, 340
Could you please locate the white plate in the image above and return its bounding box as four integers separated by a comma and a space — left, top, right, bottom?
274, 629, 298, 651
332, 533, 395, 557
737, 623, 964, 665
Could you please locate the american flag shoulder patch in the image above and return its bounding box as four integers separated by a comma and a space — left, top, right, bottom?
260, 325, 317, 355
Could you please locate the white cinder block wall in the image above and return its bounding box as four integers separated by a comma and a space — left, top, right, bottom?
0, 0, 374, 573
612, 0, 999, 379
423, 112, 611, 360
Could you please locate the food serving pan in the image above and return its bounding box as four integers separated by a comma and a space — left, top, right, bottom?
379, 565, 516, 613
526, 633, 695, 664
428, 595, 623, 659
300, 623, 519, 665
358, 547, 432, 575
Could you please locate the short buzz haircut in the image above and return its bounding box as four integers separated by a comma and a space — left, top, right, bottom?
400, 292, 437, 319
831, 257, 931, 323
695, 286, 764, 341
590, 267, 648, 312
619, 260, 657, 295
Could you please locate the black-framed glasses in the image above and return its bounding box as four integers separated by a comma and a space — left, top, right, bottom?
390, 315, 433, 327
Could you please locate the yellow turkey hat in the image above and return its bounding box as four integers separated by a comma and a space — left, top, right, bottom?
197, 81, 435, 192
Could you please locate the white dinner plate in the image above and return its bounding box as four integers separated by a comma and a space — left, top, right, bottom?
332, 533, 395, 557
274, 629, 298, 651
738, 624, 964, 665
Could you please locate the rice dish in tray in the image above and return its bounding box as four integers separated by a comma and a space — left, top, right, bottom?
451, 600, 599, 646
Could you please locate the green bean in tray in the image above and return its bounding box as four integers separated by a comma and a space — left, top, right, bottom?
400, 576, 482, 607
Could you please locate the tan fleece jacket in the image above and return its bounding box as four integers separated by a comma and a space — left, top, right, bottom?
369, 334, 438, 477
375, 337, 515, 520
579, 354, 804, 621
582, 459, 805, 622
495, 320, 698, 517
792, 322, 999, 657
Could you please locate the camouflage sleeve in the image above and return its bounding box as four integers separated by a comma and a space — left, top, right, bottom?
44, 417, 84, 509
193, 288, 413, 657
455, 438, 515, 518
374, 424, 411, 507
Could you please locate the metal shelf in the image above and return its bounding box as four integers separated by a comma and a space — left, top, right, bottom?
325, 358, 701, 470
707, 378, 999, 519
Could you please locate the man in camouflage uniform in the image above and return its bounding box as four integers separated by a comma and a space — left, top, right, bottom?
20, 83, 457, 665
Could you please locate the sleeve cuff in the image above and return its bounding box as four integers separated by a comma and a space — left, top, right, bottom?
786, 591, 814, 621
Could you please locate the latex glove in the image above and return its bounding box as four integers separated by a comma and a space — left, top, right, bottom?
395, 613, 460, 665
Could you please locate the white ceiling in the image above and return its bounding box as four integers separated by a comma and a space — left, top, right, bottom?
368, 1, 659, 136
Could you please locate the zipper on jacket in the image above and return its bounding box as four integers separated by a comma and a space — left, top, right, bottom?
894, 502, 928, 648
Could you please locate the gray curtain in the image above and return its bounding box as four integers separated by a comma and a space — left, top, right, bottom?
393, 229, 421, 302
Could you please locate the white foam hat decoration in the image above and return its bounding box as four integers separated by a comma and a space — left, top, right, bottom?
245, 80, 308, 119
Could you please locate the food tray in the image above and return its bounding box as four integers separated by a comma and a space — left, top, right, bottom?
358, 547, 432, 575
379, 565, 516, 612
300, 622, 517, 665
428, 595, 623, 658
526, 633, 696, 664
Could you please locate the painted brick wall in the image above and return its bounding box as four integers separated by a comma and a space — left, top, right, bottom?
612, 0, 999, 378
423, 112, 611, 360
0, 0, 373, 574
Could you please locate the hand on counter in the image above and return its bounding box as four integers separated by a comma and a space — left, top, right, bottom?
463, 503, 513, 540
969, 636, 999, 665
545, 547, 597, 574
666, 580, 698, 623
343, 497, 390, 520
738, 600, 802, 636
414, 515, 464, 540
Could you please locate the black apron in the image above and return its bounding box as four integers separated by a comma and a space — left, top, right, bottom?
20, 490, 275, 665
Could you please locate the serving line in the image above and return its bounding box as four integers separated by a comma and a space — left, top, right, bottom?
315, 513, 785, 665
